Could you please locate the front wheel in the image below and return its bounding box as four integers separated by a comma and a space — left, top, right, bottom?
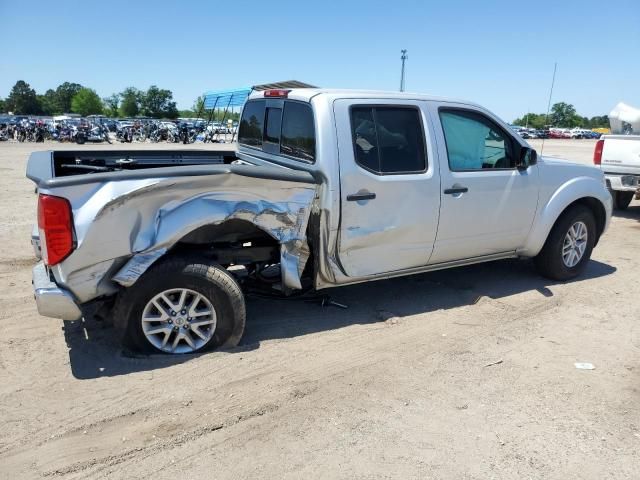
534, 205, 596, 281
113, 258, 246, 354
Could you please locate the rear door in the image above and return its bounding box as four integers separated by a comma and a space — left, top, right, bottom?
427, 102, 539, 264
334, 99, 441, 277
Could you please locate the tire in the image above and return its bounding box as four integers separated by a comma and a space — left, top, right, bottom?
611, 190, 633, 210
534, 204, 596, 281
76, 135, 86, 145
113, 257, 246, 354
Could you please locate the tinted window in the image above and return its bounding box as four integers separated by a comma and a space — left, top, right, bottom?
238, 100, 265, 146
281, 102, 315, 162
439, 110, 515, 170
264, 107, 282, 145
350, 106, 426, 174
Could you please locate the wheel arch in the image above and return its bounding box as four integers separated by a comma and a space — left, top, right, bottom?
112, 219, 282, 289
521, 177, 611, 257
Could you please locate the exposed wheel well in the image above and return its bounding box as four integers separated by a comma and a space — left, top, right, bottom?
561, 197, 606, 245
170, 219, 281, 265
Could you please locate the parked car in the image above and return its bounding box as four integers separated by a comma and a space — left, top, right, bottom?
534, 130, 549, 139
28, 89, 612, 355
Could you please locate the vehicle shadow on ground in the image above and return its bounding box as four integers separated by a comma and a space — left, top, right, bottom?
612, 203, 640, 222
64, 258, 616, 380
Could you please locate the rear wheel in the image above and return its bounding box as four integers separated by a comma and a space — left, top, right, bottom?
114, 257, 245, 354
534, 205, 596, 281
611, 190, 633, 210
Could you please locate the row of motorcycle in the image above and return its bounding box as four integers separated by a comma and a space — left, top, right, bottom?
0, 122, 111, 144
0, 120, 233, 145
117, 122, 228, 144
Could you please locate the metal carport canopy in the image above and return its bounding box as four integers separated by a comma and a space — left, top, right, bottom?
202, 80, 316, 109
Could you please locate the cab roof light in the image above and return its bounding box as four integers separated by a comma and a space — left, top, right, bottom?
263, 89, 291, 98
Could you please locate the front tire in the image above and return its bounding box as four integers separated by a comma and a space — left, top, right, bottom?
534, 205, 596, 281
113, 257, 246, 354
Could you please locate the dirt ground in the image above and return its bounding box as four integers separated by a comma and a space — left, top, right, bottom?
0, 139, 638, 479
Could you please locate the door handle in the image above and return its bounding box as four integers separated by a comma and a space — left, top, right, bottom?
443, 187, 468, 195
347, 192, 376, 201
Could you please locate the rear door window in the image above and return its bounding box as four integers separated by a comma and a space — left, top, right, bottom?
350, 106, 426, 174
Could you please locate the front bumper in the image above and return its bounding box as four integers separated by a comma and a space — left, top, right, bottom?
605, 173, 640, 192
32, 262, 82, 320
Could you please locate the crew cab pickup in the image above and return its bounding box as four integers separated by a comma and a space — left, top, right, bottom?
28, 89, 612, 355
593, 135, 640, 209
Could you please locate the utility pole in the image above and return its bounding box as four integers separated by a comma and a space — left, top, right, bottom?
400, 49, 408, 92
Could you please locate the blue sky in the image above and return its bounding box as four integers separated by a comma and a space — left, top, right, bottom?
1, 0, 638, 121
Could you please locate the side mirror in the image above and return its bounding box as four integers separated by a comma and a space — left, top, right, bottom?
518, 147, 537, 170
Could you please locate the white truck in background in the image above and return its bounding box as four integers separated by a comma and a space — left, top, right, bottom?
594, 135, 640, 209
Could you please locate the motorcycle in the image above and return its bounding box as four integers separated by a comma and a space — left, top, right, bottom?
34, 125, 46, 143
76, 124, 111, 144
117, 126, 134, 143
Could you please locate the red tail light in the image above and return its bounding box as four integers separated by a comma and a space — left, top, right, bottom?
38, 194, 74, 266
263, 89, 290, 98
593, 139, 604, 165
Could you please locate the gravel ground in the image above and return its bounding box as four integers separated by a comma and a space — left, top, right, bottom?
0, 139, 638, 479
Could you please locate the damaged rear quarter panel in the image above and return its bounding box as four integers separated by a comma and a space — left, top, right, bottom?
43, 165, 318, 302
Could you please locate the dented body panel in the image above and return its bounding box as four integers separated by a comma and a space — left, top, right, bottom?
36, 164, 318, 303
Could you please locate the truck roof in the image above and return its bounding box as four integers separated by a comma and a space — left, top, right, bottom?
247, 88, 479, 107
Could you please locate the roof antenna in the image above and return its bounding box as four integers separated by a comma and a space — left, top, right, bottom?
541, 62, 557, 156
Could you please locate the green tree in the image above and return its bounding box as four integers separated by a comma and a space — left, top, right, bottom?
5, 80, 41, 114
140, 85, 178, 118
514, 107, 609, 130
55, 82, 83, 113
512, 113, 548, 129
193, 96, 205, 115
103, 93, 120, 117
0, 98, 5, 113
38, 89, 60, 115
590, 115, 609, 128
71, 88, 103, 116
550, 102, 579, 128
119, 87, 142, 117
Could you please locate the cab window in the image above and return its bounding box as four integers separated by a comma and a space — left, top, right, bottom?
439, 109, 515, 171
238, 99, 316, 162
238, 100, 265, 147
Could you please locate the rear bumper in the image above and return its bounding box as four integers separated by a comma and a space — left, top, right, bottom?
605, 173, 640, 192
32, 262, 82, 320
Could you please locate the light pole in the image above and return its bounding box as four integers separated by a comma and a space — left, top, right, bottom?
400, 49, 408, 92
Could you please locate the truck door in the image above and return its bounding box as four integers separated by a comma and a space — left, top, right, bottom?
427, 102, 539, 264
334, 99, 441, 277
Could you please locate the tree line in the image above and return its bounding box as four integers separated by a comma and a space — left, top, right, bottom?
513, 102, 609, 129
0, 80, 199, 119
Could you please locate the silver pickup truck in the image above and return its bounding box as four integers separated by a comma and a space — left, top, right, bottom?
28, 89, 612, 355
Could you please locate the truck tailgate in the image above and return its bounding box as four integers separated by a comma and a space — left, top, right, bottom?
602, 136, 640, 171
